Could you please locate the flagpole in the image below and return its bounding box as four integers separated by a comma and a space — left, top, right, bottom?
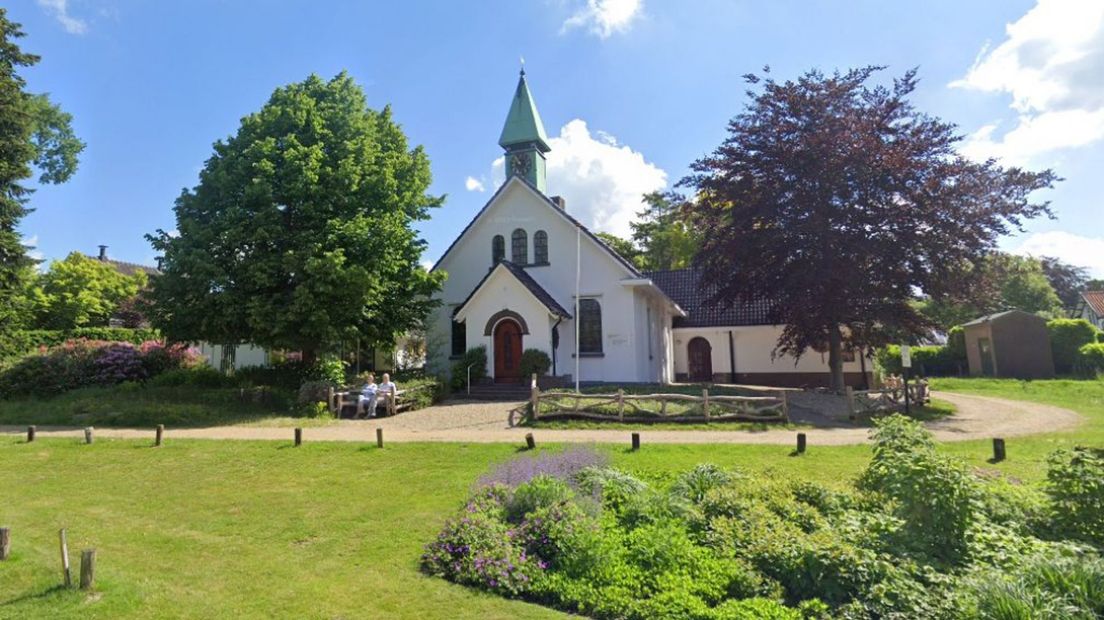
575, 225, 581, 393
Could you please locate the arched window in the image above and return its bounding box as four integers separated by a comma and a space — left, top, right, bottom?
492, 235, 505, 263
533, 230, 548, 264
511, 229, 528, 264
578, 298, 602, 354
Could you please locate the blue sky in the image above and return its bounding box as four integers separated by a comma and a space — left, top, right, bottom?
11, 0, 1104, 276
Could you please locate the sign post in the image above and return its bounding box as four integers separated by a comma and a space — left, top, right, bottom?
901, 345, 912, 416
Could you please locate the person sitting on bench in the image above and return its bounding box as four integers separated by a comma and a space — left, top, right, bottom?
377, 373, 397, 414
356, 373, 379, 418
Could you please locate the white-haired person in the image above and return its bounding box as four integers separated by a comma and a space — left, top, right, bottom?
377, 373, 398, 415
356, 373, 378, 418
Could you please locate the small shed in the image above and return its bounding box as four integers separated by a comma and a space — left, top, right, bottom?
962, 310, 1055, 379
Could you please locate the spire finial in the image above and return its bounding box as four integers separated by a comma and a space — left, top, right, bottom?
519, 56, 525, 76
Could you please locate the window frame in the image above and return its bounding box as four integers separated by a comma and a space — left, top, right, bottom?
492, 234, 505, 264
450, 306, 466, 358
533, 230, 548, 265
511, 228, 528, 264
577, 298, 603, 355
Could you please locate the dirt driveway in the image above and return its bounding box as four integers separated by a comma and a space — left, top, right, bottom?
0, 392, 1081, 446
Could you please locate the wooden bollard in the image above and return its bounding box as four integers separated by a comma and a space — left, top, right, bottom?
525, 433, 536, 450
27, 425, 35, 443
631, 432, 640, 451
992, 438, 1006, 462
59, 528, 71, 587
796, 432, 807, 454
155, 424, 164, 447
0, 527, 10, 560
376, 427, 384, 448
294, 427, 303, 447
83, 427, 94, 444
79, 549, 96, 590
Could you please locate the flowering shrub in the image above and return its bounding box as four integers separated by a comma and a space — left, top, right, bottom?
424, 423, 1104, 619
0, 338, 210, 397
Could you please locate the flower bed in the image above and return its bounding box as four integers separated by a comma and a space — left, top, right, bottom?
422, 418, 1104, 619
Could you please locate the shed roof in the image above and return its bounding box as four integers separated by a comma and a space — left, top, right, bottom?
961, 309, 1045, 327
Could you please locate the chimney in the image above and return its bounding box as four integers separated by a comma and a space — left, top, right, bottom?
551, 196, 565, 210
98, 245, 108, 260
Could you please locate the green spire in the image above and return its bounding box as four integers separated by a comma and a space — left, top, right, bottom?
498, 69, 551, 153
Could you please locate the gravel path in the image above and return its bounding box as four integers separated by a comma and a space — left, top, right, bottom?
0, 392, 1081, 446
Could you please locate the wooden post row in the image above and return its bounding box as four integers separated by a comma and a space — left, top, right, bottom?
992, 438, 1006, 462
525, 433, 536, 450
0, 527, 10, 560
59, 528, 71, 587
80, 549, 96, 590
83, 427, 94, 444
294, 428, 303, 447
26, 425, 35, 443
155, 424, 164, 447
702, 388, 710, 419
796, 432, 807, 454
376, 427, 384, 448
631, 432, 640, 451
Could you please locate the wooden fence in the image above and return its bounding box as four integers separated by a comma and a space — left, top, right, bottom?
844, 381, 930, 419
514, 375, 789, 426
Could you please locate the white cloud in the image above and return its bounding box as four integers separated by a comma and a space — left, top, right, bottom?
490, 119, 667, 237
464, 176, 485, 192
561, 0, 643, 39
22, 234, 44, 262
36, 0, 88, 35
1014, 230, 1104, 278
951, 0, 1104, 165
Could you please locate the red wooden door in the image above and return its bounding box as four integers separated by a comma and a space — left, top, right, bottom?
688, 337, 713, 382
494, 320, 523, 382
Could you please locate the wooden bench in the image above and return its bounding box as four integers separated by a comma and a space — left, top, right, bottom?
329, 384, 433, 419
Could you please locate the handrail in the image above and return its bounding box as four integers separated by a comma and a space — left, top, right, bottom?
466, 363, 477, 395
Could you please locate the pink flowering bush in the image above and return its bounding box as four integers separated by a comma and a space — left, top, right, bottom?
0, 338, 209, 397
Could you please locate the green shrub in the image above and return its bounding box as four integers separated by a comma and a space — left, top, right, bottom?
1079, 343, 1104, 376
297, 380, 335, 405
965, 554, 1104, 620
506, 476, 575, 523
148, 366, 234, 388
519, 348, 552, 379
877, 344, 962, 377
450, 346, 488, 390
670, 464, 736, 504
0, 327, 161, 360
860, 415, 977, 563
1046, 447, 1104, 546
1048, 318, 1101, 374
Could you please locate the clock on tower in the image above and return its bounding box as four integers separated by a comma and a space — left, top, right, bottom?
499, 68, 551, 193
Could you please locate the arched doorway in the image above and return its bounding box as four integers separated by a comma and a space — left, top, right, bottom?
493, 319, 523, 382
688, 337, 713, 382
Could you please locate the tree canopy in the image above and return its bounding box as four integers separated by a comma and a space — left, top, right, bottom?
596, 192, 701, 272
0, 9, 84, 337
28, 252, 147, 330
681, 66, 1056, 390
147, 73, 444, 358
1039, 255, 1091, 310
919, 253, 1064, 330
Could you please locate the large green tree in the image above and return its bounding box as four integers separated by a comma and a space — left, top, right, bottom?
28, 252, 147, 330
630, 191, 701, 271
682, 67, 1056, 391
0, 10, 84, 336
147, 73, 444, 359
920, 253, 1064, 329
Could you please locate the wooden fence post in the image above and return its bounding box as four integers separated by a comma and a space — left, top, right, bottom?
0, 527, 10, 560
702, 388, 710, 420
294, 428, 303, 447
327, 386, 335, 414
992, 438, 1006, 462
79, 549, 96, 590
617, 389, 624, 422
155, 424, 164, 447
525, 433, 536, 450
530, 374, 540, 421
376, 427, 384, 449
631, 432, 640, 451
796, 432, 807, 454
845, 386, 856, 421
781, 391, 790, 423
83, 427, 93, 445
388, 386, 397, 417
26, 425, 35, 443
59, 529, 71, 587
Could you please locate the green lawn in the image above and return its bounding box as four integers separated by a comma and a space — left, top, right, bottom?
1, 377, 1101, 618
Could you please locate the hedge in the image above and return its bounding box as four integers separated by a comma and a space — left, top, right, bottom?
1, 328, 161, 361
1047, 319, 1101, 375
1080, 343, 1104, 376
876, 344, 965, 377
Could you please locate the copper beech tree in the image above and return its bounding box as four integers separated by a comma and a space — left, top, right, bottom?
681, 66, 1057, 391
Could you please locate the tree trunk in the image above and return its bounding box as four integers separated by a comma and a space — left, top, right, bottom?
827, 325, 845, 393
301, 348, 317, 366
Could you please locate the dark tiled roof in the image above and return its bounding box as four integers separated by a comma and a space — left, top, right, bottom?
86, 255, 161, 277
645, 268, 774, 328
457, 261, 572, 320
1081, 291, 1104, 317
